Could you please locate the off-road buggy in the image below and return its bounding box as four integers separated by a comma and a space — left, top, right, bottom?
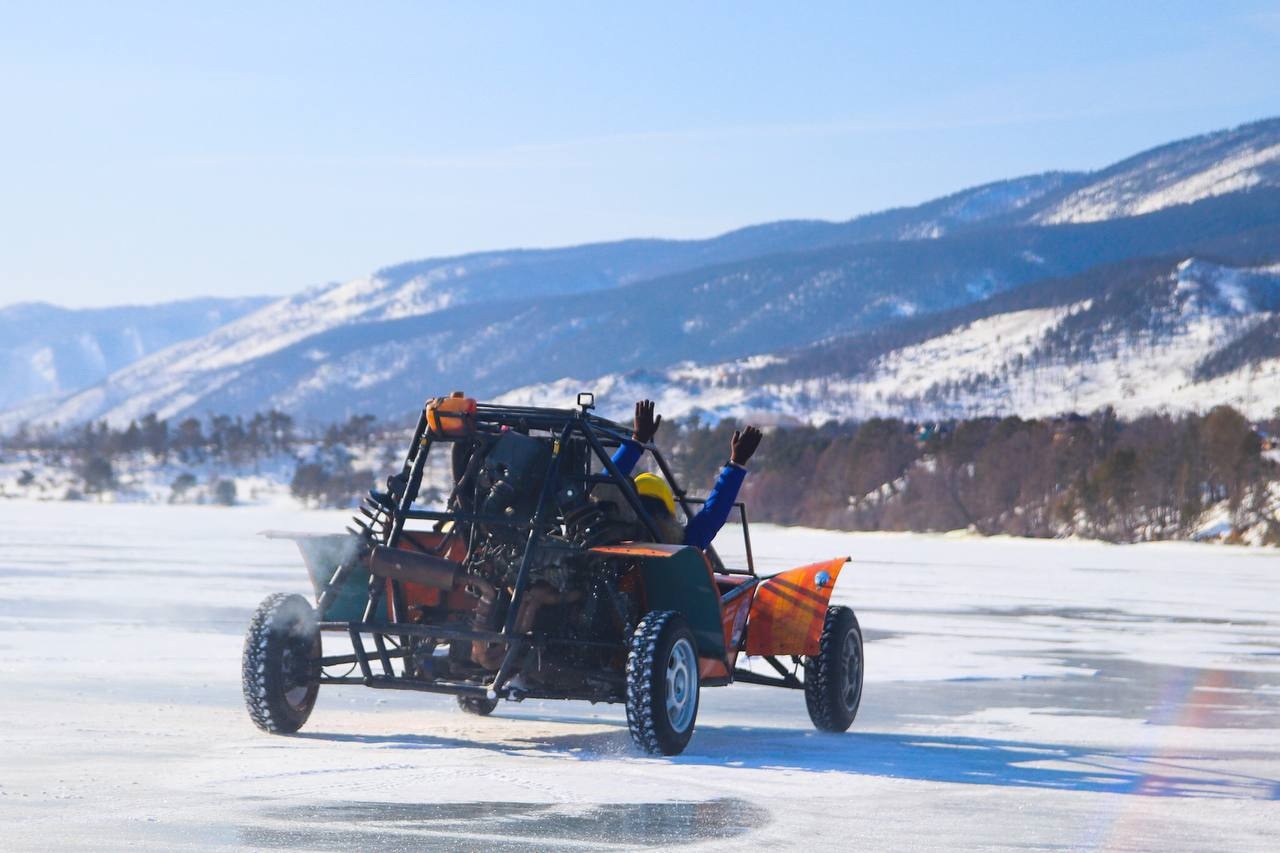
242, 394, 863, 755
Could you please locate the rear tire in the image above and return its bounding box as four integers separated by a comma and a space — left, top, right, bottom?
804, 605, 863, 732
457, 694, 499, 716
626, 611, 699, 756
242, 593, 321, 734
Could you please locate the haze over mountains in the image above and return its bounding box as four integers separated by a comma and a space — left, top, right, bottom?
0, 298, 271, 414
4, 117, 1280, 430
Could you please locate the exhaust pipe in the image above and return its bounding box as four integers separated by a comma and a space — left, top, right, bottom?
367, 546, 459, 590
366, 545, 517, 671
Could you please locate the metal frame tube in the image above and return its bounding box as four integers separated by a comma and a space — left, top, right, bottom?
731, 669, 804, 689
578, 419, 665, 542
650, 448, 728, 573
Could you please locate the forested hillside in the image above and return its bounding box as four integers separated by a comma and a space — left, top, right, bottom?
4, 406, 1277, 545
668, 407, 1280, 544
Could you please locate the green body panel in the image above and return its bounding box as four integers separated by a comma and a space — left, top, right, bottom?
638, 547, 726, 659
289, 533, 384, 624
319, 565, 380, 623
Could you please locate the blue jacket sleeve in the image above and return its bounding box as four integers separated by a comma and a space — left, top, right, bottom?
611, 440, 643, 477
683, 463, 746, 550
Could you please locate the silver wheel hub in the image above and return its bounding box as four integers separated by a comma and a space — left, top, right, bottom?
665, 637, 698, 733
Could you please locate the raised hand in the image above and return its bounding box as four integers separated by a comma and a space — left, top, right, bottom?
633, 399, 663, 444
730, 425, 762, 467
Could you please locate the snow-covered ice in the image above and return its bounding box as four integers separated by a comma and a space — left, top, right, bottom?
0, 502, 1276, 850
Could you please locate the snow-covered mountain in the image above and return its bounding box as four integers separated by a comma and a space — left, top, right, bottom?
18, 188, 1276, 429
0, 297, 270, 413
0, 173, 1077, 429
1029, 117, 1280, 224
4, 117, 1280, 430
499, 257, 1280, 423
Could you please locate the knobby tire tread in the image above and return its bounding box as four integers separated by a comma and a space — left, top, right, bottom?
626, 610, 697, 756
242, 593, 318, 734
804, 605, 862, 732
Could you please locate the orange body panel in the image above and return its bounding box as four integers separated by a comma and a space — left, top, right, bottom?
744, 558, 847, 657
699, 657, 731, 681
717, 584, 754, 670
589, 543, 685, 558
386, 530, 468, 616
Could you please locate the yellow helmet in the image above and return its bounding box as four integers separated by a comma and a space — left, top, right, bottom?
633, 472, 676, 517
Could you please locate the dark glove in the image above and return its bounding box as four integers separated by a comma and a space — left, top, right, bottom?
730, 425, 762, 467
633, 399, 662, 444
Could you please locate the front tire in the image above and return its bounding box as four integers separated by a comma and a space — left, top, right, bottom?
242, 593, 321, 734
804, 605, 863, 732
626, 611, 699, 756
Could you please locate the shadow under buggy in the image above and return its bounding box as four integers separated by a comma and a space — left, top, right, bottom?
243, 395, 863, 755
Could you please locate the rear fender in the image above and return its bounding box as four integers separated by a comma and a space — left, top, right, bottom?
590, 543, 726, 660
744, 558, 848, 657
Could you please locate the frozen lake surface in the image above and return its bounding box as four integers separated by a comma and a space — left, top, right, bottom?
0, 501, 1277, 851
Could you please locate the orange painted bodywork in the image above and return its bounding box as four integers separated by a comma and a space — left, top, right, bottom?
590, 543, 686, 559
744, 558, 848, 657
699, 657, 731, 681
386, 530, 469, 617
502, 540, 850, 678
717, 582, 755, 670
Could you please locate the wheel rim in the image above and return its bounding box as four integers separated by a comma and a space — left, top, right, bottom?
280, 634, 315, 710
841, 630, 862, 711
665, 637, 698, 733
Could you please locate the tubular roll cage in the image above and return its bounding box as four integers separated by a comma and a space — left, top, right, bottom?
311, 399, 758, 700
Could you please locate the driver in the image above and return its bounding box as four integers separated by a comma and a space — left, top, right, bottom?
499, 401, 761, 666
610, 400, 762, 550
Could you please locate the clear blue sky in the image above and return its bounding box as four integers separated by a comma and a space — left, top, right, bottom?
2, 1, 1278, 308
